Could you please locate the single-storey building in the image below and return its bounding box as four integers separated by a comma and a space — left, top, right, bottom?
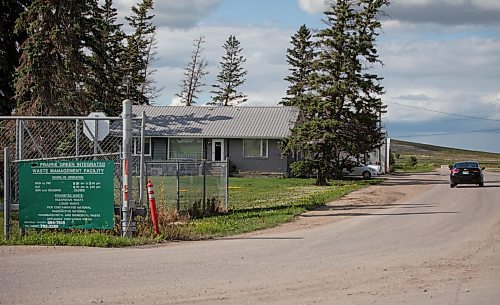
131, 105, 301, 175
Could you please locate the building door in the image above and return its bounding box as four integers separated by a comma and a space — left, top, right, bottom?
212, 139, 224, 161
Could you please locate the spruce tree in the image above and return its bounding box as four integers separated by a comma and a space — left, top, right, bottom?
87, 0, 126, 116
346, 0, 387, 162
0, 0, 30, 116
285, 0, 389, 185
281, 24, 315, 108
123, 0, 159, 105
15, 0, 100, 115
211, 35, 247, 106
177, 35, 209, 106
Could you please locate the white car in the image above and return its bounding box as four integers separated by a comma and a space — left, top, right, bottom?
342, 164, 378, 179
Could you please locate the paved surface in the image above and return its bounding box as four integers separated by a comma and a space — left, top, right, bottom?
1, 171, 499, 305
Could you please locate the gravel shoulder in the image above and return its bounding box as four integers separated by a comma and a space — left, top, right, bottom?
243, 171, 448, 236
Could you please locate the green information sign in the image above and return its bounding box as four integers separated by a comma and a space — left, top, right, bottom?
19, 160, 115, 229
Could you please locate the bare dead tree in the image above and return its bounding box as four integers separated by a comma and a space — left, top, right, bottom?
176, 35, 209, 106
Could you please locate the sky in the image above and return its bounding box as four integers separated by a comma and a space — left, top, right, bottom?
114, 0, 500, 153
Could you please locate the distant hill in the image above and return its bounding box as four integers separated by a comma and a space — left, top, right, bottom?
390, 139, 500, 170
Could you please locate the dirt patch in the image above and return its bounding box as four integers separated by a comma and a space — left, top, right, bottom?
244, 172, 445, 236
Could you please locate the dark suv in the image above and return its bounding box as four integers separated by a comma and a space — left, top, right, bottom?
449, 161, 484, 188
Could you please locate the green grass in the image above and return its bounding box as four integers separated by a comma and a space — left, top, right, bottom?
189, 177, 380, 238
1, 177, 381, 245
0, 214, 154, 246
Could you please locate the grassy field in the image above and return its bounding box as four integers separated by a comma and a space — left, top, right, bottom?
1, 177, 380, 246
391, 139, 500, 172
189, 177, 379, 238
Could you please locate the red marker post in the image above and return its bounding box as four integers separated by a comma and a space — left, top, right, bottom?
147, 180, 159, 235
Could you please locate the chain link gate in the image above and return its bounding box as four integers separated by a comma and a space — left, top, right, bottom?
144, 160, 229, 216
1, 100, 147, 239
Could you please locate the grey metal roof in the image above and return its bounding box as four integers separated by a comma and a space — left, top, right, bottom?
132, 105, 300, 139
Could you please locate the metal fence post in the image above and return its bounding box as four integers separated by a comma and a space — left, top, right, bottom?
139, 111, 146, 206
121, 99, 135, 237
16, 119, 23, 160
75, 119, 80, 157
225, 157, 229, 210
3, 148, 11, 240
176, 161, 180, 211
202, 159, 206, 208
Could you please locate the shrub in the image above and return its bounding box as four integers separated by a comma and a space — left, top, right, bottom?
290, 160, 316, 178
229, 161, 239, 176
187, 196, 227, 219
406, 156, 418, 167
389, 152, 395, 166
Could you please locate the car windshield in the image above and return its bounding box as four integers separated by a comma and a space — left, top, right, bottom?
454, 162, 479, 169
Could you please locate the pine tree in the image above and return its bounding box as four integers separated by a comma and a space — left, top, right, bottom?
211, 35, 247, 106
346, 0, 387, 161
281, 25, 315, 108
123, 0, 159, 105
285, 0, 389, 185
86, 0, 127, 116
15, 0, 100, 115
0, 0, 30, 115
176, 35, 209, 106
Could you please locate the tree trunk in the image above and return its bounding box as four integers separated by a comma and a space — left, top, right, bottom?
332, 166, 344, 180
315, 170, 328, 186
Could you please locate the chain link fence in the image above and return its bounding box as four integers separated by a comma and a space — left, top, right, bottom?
1, 114, 146, 237
1, 117, 128, 203
145, 161, 229, 216
1, 110, 230, 238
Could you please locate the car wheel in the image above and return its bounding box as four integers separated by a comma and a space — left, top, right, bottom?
479, 182, 484, 187
362, 171, 371, 179
450, 183, 456, 188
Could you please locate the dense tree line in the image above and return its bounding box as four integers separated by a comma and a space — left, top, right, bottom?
0, 0, 158, 117
283, 0, 389, 185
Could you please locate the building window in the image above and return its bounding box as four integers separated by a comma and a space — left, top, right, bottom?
133, 137, 151, 156
243, 139, 268, 158
169, 138, 203, 160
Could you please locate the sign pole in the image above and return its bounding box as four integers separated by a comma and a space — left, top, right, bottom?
121, 99, 135, 237
139, 111, 146, 205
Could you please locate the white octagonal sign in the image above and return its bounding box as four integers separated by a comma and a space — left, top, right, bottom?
83, 112, 110, 142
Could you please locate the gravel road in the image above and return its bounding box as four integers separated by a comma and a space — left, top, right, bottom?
1, 170, 499, 305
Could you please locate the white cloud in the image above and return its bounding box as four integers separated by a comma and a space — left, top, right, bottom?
386, 0, 500, 25
399, 0, 500, 9
396, 94, 432, 101
114, 0, 221, 29
379, 20, 500, 125
298, 0, 327, 15
169, 96, 183, 106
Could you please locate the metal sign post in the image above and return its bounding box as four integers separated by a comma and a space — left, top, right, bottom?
121, 100, 135, 237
